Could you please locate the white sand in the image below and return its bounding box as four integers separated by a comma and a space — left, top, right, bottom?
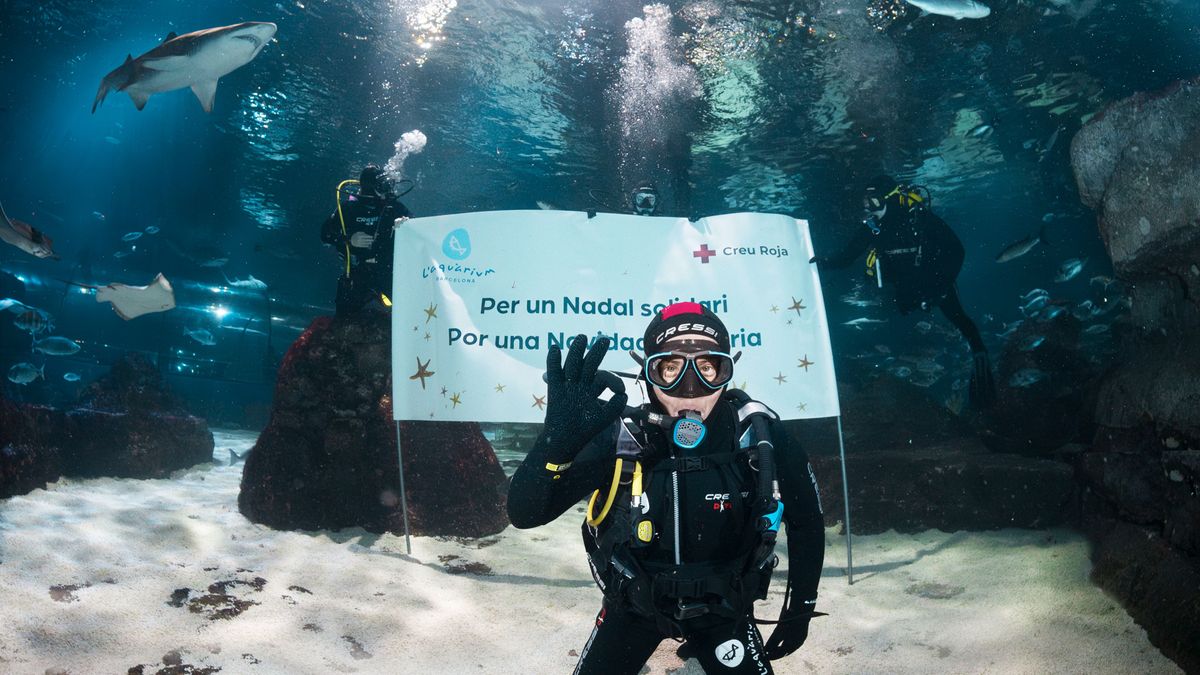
0, 429, 1182, 674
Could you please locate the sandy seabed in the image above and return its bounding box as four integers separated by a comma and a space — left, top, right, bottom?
0, 429, 1182, 675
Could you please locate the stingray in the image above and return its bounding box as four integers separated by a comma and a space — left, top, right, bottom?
0, 201, 59, 259
93, 272, 176, 320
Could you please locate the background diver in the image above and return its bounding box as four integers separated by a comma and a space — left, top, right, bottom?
508, 303, 825, 674
811, 175, 995, 407
319, 164, 412, 317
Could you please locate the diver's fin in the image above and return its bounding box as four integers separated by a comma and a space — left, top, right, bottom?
163, 31, 178, 42
142, 55, 189, 71
128, 90, 149, 111
191, 79, 218, 113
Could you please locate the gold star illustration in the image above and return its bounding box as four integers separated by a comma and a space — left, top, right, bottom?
774, 372, 787, 385
450, 392, 462, 408
495, 383, 506, 393
788, 296, 806, 318
797, 355, 814, 371
797, 402, 807, 412
769, 305, 780, 314
423, 302, 438, 323
532, 394, 547, 410
409, 357, 434, 389
440, 386, 448, 396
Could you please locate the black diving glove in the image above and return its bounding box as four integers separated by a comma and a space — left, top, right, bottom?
809, 255, 828, 267
538, 335, 628, 465
763, 608, 815, 660
969, 351, 996, 409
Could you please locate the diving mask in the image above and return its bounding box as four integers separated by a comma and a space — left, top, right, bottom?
637, 341, 738, 399
632, 185, 659, 216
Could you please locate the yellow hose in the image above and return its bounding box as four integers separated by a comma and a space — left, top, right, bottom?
586, 458, 624, 526
335, 179, 359, 278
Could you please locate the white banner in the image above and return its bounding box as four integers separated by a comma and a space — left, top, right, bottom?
391, 210, 840, 423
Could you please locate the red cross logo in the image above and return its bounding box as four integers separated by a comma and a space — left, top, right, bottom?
693, 244, 716, 264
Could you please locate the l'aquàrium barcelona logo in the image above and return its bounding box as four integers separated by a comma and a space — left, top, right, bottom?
691, 242, 790, 264
442, 228, 472, 260
422, 227, 497, 284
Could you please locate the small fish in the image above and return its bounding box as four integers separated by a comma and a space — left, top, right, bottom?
969, 122, 994, 138
1021, 288, 1050, 302
1089, 275, 1114, 290
1019, 335, 1046, 351
1021, 295, 1050, 316
844, 317, 888, 328
1038, 305, 1067, 321
1009, 368, 1046, 388
222, 272, 268, 291
33, 336, 82, 356
1082, 323, 1110, 335
114, 250, 132, 259
874, 344, 892, 354
1042, 212, 1055, 223
229, 448, 248, 464
536, 200, 558, 210
14, 309, 54, 335
1071, 300, 1097, 321
144, 225, 160, 234
104, 136, 121, 145
92, 211, 107, 221
122, 231, 143, 242
199, 257, 229, 268
184, 328, 217, 346
63, 372, 82, 382
996, 226, 1047, 263
7, 362, 43, 385
1039, 125, 1062, 163
997, 320, 1023, 338
1023, 139, 1037, 150
1055, 257, 1087, 282
889, 365, 913, 379
915, 320, 933, 334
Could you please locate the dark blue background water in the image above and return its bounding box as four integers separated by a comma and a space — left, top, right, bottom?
2, 0, 1198, 420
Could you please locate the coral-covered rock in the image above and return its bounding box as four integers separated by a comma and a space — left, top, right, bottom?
0, 358, 214, 499
79, 352, 188, 414
810, 440, 1075, 534
239, 314, 508, 538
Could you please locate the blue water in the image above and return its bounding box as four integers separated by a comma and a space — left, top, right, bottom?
2, 0, 1199, 418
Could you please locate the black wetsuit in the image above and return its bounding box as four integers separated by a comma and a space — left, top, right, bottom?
320, 195, 411, 316
825, 208, 985, 353
508, 399, 825, 675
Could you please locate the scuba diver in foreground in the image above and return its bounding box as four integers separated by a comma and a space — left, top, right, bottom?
508, 303, 826, 674
811, 175, 995, 407
319, 164, 412, 316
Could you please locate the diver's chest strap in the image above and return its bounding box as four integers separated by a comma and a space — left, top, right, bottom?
651, 451, 742, 474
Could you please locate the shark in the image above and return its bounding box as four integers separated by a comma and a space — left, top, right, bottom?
904, 0, 991, 20
0, 201, 59, 259
92, 21, 277, 114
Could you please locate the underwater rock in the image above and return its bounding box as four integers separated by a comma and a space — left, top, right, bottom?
979, 314, 1100, 455
1072, 77, 1200, 280
0, 359, 213, 497
79, 352, 189, 414
1086, 520, 1200, 674
809, 440, 1075, 534
238, 314, 508, 538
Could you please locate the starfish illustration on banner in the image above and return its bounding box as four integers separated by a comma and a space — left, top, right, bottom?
774, 372, 787, 385
410, 357, 434, 389
788, 296, 806, 318
423, 302, 438, 323
495, 383, 506, 393
532, 394, 547, 410
450, 392, 463, 408
797, 355, 814, 371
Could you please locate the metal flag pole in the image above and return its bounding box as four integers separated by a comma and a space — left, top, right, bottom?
395, 420, 412, 555
836, 415, 854, 584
